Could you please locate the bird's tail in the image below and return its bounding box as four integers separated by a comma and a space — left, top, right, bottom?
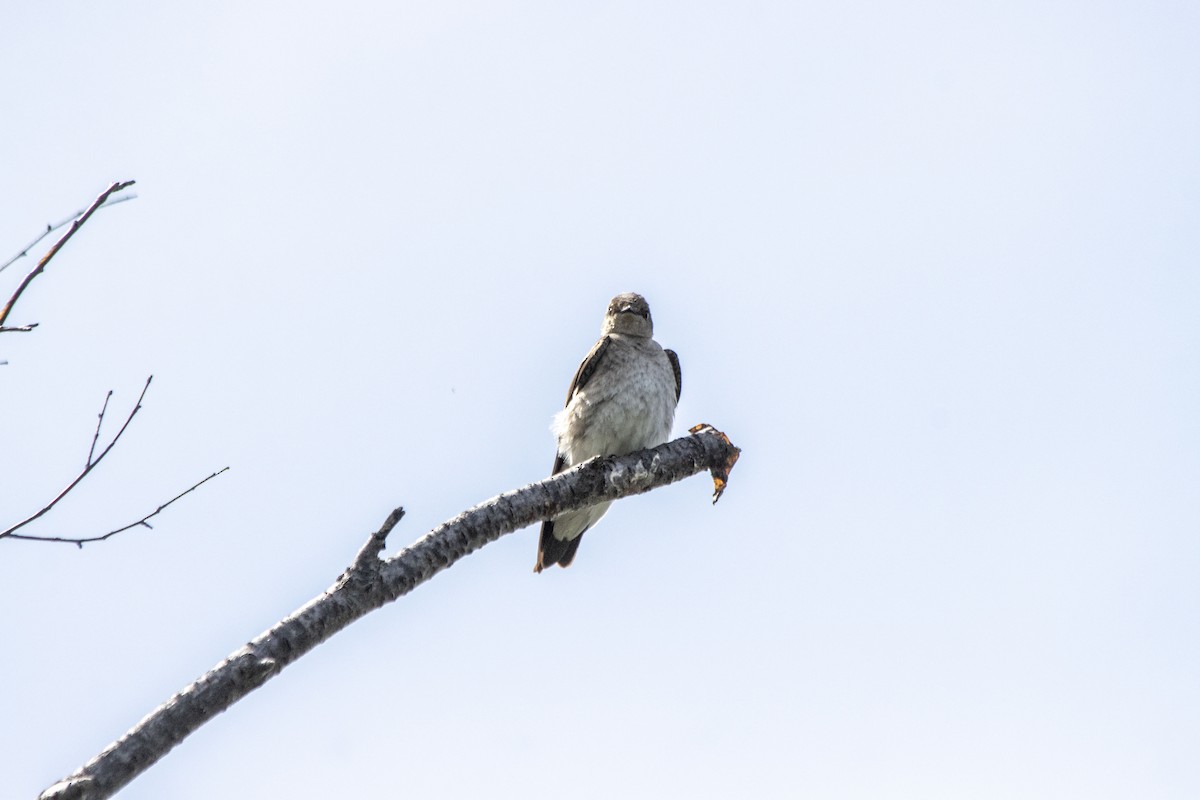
534, 519, 584, 572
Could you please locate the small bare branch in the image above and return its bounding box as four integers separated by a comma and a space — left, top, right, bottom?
4, 467, 230, 547
0, 180, 136, 332
348, 506, 406, 573
0, 377, 152, 539
87, 390, 114, 465
0, 190, 137, 275
0, 377, 228, 546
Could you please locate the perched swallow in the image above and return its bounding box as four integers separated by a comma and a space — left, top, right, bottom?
535, 292, 682, 572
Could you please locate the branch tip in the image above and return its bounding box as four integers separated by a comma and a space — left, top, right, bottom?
688, 423, 741, 504
349, 507, 406, 572
380, 506, 406, 535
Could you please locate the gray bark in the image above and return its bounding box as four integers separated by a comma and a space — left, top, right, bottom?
40, 425, 740, 800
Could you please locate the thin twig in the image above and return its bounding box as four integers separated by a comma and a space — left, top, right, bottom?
0, 376, 152, 540
0, 180, 136, 330
88, 391, 114, 465
0, 192, 137, 275
4, 467, 230, 547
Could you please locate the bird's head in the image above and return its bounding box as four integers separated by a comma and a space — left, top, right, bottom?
602, 292, 654, 338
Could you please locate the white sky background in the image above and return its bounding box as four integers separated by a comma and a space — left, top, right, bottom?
2, 1, 1198, 797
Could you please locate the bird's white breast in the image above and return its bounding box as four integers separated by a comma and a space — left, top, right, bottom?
552, 336, 678, 467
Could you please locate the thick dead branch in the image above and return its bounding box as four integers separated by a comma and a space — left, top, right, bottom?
0, 180, 135, 333
40, 425, 741, 800
1, 376, 229, 545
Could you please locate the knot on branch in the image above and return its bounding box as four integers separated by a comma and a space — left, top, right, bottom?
233, 652, 280, 689
604, 452, 661, 493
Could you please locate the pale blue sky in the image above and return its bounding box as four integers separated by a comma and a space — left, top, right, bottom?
3, 2, 1198, 798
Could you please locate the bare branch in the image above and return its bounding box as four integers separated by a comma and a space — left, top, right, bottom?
0, 187, 224, 548
4, 467, 230, 547
87, 390, 114, 465
1, 376, 226, 545
0, 190, 137, 275
0, 180, 136, 332
39, 425, 742, 800
0, 376, 152, 540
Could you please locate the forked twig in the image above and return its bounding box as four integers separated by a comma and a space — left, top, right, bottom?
0, 180, 136, 332
0, 376, 228, 546
0, 192, 136, 275
3, 468, 230, 548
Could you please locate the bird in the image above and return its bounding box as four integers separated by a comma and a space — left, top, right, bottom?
535, 292, 682, 572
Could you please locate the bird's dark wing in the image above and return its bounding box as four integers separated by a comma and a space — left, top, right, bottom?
548, 334, 612, 479
535, 335, 613, 572
563, 335, 612, 407
665, 348, 682, 401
